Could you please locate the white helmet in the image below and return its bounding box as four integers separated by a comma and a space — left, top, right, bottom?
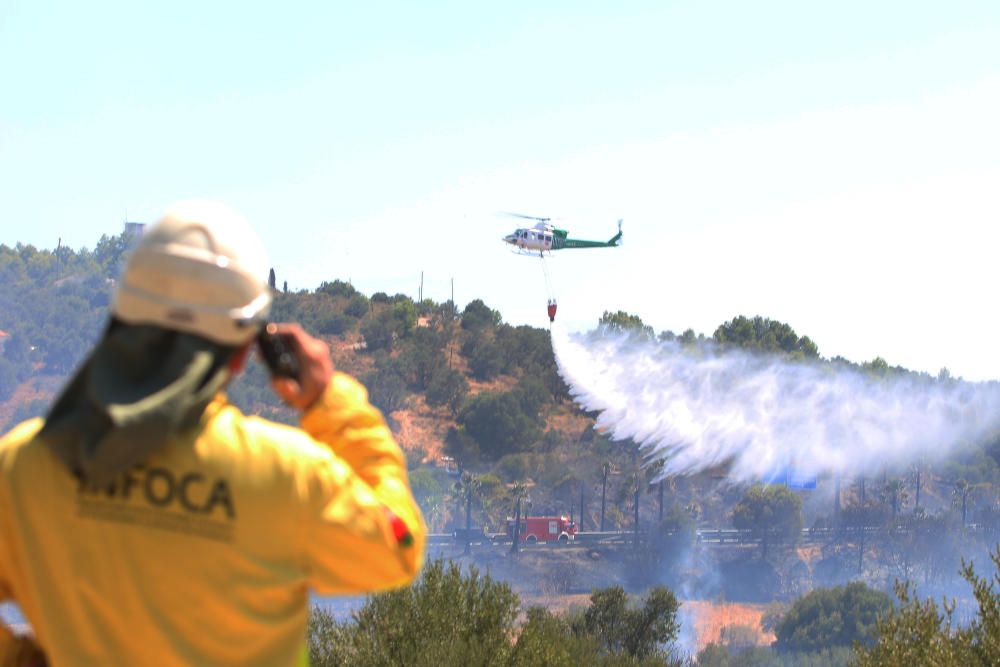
112, 200, 272, 346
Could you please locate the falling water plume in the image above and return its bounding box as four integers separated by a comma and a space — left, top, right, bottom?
551, 326, 1000, 483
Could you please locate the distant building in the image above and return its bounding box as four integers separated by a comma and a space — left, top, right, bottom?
124, 221, 147, 236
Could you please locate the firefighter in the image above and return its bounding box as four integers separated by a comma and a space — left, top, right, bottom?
0, 201, 426, 666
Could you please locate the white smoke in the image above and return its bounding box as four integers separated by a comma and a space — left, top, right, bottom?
552, 326, 1000, 483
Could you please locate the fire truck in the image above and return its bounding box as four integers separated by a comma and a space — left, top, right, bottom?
504, 515, 577, 544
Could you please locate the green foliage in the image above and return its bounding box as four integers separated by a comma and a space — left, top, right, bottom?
426, 367, 468, 414
317, 312, 350, 335
853, 547, 1000, 666
509, 607, 599, 666
307, 605, 352, 667
362, 355, 409, 415
0, 239, 124, 381
459, 390, 543, 461
572, 585, 680, 661
360, 310, 396, 352
308, 559, 519, 666
392, 300, 418, 336
309, 564, 684, 666
697, 643, 855, 667
316, 279, 358, 299
732, 484, 803, 559
773, 582, 890, 653
345, 294, 370, 318
468, 338, 504, 381
861, 357, 890, 377
408, 467, 447, 511
445, 426, 480, 467
398, 327, 448, 391
461, 299, 502, 331
713, 315, 819, 359
599, 310, 654, 340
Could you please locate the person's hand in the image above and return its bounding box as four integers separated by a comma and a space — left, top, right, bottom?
267, 323, 333, 411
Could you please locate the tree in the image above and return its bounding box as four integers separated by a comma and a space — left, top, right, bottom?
853, 546, 1000, 666
268, 268, 276, 290
316, 279, 357, 299
344, 294, 369, 318
461, 299, 501, 331
426, 367, 468, 415
458, 391, 542, 461
467, 338, 504, 381
399, 327, 447, 391
598, 310, 654, 339
362, 356, 408, 416
953, 478, 975, 526
732, 484, 803, 559
773, 582, 890, 653
573, 585, 680, 660
882, 478, 908, 521
308, 559, 519, 666
509, 607, 597, 667
454, 472, 482, 555
713, 315, 819, 359
509, 481, 527, 554
391, 299, 417, 337
444, 427, 479, 469
360, 310, 396, 352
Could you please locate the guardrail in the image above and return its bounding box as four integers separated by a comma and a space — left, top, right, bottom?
426, 523, 999, 551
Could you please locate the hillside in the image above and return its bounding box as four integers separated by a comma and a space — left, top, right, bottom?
5, 234, 1000, 619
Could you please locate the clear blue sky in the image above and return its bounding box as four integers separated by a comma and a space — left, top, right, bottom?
3, 1, 1000, 378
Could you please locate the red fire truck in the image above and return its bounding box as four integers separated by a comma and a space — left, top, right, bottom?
505, 515, 577, 544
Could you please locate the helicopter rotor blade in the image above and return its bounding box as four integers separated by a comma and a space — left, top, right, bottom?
500, 211, 551, 223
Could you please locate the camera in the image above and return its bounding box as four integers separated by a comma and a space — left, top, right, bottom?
256, 323, 301, 380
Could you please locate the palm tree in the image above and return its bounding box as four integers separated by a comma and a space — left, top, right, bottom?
600, 461, 611, 532
882, 478, 907, 522
628, 472, 641, 548
953, 479, 974, 526
455, 472, 482, 555
509, 481, 527, 555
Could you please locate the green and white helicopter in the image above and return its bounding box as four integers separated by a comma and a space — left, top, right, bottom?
502, 213, 623, 256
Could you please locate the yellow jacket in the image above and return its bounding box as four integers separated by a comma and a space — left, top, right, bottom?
0, 373, 426, 666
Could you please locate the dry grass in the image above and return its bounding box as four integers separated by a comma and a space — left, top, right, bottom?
390, 396, 452, 461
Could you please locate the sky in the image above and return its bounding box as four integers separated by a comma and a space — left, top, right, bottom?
2, 1, 1000, 379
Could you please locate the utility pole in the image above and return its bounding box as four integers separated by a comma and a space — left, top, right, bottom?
600, 463, 609, 532
579, 481, 585, 531
510, 496, 521, 555
834, 476, 841, 526
419, 271, 424, 303
633, 482, 640, 549
658, 479, 664, 522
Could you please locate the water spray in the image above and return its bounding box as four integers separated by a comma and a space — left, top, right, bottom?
551, 326, 1000, 483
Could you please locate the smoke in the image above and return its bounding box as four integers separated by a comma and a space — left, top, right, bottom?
551, 326, 1000, 483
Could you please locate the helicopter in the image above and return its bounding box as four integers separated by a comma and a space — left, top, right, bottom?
501, 213, 623, 256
